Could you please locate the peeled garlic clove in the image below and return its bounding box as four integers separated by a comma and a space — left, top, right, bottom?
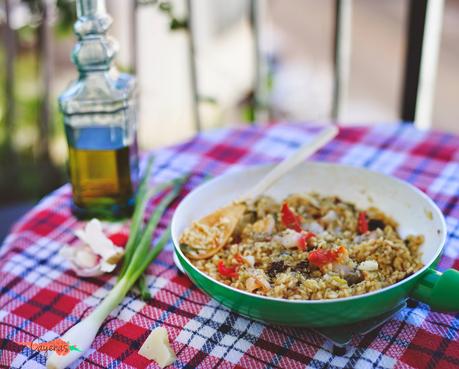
59, 244, 103, 277
75, 246, 99, 268
60, 218, 125, 277
78, 219, 124, 261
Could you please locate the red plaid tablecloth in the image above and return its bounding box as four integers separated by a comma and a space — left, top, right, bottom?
1, 123, 458, 369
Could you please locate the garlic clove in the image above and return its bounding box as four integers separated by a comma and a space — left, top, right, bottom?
59, 244, 105, 277
77, 219, 124, 261
60, 219, 125, 277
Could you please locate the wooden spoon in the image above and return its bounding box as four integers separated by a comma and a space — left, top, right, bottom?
181, 203, 245, 260
243, 125, 339, 200
181, 126, 339, 259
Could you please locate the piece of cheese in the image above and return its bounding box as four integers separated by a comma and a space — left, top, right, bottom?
139, 327, 176, 368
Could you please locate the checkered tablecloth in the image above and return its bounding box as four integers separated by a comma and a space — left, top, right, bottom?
1, 123, 458, 369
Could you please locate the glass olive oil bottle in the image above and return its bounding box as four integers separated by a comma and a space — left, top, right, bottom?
60, 0, 138, 219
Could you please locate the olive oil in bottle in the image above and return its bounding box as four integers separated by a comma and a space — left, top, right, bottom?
66, 126, 138, 219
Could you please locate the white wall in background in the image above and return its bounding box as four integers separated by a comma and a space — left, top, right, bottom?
108, 0, 254, 149
107, 0, 133, 69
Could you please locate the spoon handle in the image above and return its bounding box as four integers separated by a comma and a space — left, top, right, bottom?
243, 125, 339, 200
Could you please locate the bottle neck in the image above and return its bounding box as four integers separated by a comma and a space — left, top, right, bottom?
59, 0, 136, 116
73, 0, 115, 73
76, 0, 106, 18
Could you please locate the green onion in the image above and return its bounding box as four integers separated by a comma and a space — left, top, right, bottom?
137, 274, 151, 300
119, 157, 181, 299
126, 225, 172, 282
118, 178, 180, 279
46, 165, 185, 369
118, 157, 154, 278
119, 157, 173, 279
124, 181, 182, 275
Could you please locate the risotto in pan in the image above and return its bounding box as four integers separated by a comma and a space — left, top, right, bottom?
179, 193, 424, 300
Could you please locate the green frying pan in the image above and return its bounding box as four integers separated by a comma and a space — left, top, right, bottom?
171, 163, 459, 327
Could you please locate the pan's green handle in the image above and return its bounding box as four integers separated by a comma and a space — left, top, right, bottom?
410, 268, 459, 311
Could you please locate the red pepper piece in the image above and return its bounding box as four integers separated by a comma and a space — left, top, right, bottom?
234, 253, 245, 265
217, 260, 238, 278
308, 249, 336, 267
281, 203, 303, 232
108, 233, 129, 247
297, 232, 316, 251
308, 246, 346, 267
357, 211, 368, 234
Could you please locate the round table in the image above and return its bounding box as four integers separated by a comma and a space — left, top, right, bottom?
1, 123, 458, 369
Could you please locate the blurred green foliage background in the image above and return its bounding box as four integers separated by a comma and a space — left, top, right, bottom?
0, 0, 75, 205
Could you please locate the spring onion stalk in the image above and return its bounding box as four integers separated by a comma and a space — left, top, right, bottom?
119, 179, 175, 279
133, 182, 180, 299
137, 274, 151, 300
125, 226, 172, 282
47, 177, 184, 369
119, 157, 165, 279
119, 162, 181, 297
127, 176, 184, 299
125, 183, 181, 274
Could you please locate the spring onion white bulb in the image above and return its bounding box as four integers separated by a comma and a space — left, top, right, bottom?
47, 278, 130, 369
